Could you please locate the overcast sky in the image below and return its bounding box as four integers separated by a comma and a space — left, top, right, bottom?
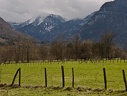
0, 0, 114, 22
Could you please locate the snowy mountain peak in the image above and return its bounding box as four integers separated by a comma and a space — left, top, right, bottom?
29, 13, 50, 25
23, 13, 66, 27
25, 13, 48, 26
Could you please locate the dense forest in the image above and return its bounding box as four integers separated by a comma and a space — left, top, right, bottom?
0, 32, 127, 64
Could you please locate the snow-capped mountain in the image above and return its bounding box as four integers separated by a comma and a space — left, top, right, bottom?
10, 13, 93, 42
10, 14, 66, 41
24, 14, 65, 27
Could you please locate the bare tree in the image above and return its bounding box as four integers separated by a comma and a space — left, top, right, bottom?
99, 32, 115, 59
38, 44, 49, 61
13, 35, 34, 63
71, 35, 81, 60
50, 36, 66, 61
81, 40, 94, 60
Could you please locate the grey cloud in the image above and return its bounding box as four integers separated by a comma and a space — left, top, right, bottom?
0, 0, 114, 22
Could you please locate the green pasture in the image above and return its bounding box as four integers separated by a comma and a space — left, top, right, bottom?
0, 60, 127, 96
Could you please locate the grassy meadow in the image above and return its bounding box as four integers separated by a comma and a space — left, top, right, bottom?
0, 60, 127, 96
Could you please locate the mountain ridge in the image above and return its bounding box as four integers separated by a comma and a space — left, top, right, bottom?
9, 0, 127, 46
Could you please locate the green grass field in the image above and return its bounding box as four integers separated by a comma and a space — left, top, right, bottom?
0, 60, 127, 96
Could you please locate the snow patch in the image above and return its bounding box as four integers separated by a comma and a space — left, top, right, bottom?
45, 26, 54, 32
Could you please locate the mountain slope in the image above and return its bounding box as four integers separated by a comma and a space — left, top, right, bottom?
0, 17, 30, 45
79, 0, 127, 45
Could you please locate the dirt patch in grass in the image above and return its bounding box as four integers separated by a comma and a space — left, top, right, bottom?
64, 87, 74, 91
0, 83, 7, 87
92, 88, 105, 92
47, 86, 62, 90
76, 86, 92, 92
1, 85, 127, 96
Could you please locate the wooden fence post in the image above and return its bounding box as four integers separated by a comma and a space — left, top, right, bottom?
19, 68, 21, 86
122, 70, 127, 91
103, 68, 107, 90
0, 69, 2, 83
11, 68, 21, 86
44, 68, 47, 87
72, 68, 74, 88
61, 66, 65, 88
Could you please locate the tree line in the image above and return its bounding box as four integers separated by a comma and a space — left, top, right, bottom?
0, 32, 127, 64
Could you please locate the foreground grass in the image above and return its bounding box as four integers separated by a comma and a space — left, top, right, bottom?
0, 60, 127, 95
1, 86, 127, 96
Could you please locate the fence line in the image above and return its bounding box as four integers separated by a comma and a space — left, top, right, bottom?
0, 63, 127, 92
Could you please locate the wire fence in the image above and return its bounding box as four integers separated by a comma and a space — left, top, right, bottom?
0, 60, 127, 91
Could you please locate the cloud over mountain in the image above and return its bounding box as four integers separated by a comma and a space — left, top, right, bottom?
0, 0, 113, 22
